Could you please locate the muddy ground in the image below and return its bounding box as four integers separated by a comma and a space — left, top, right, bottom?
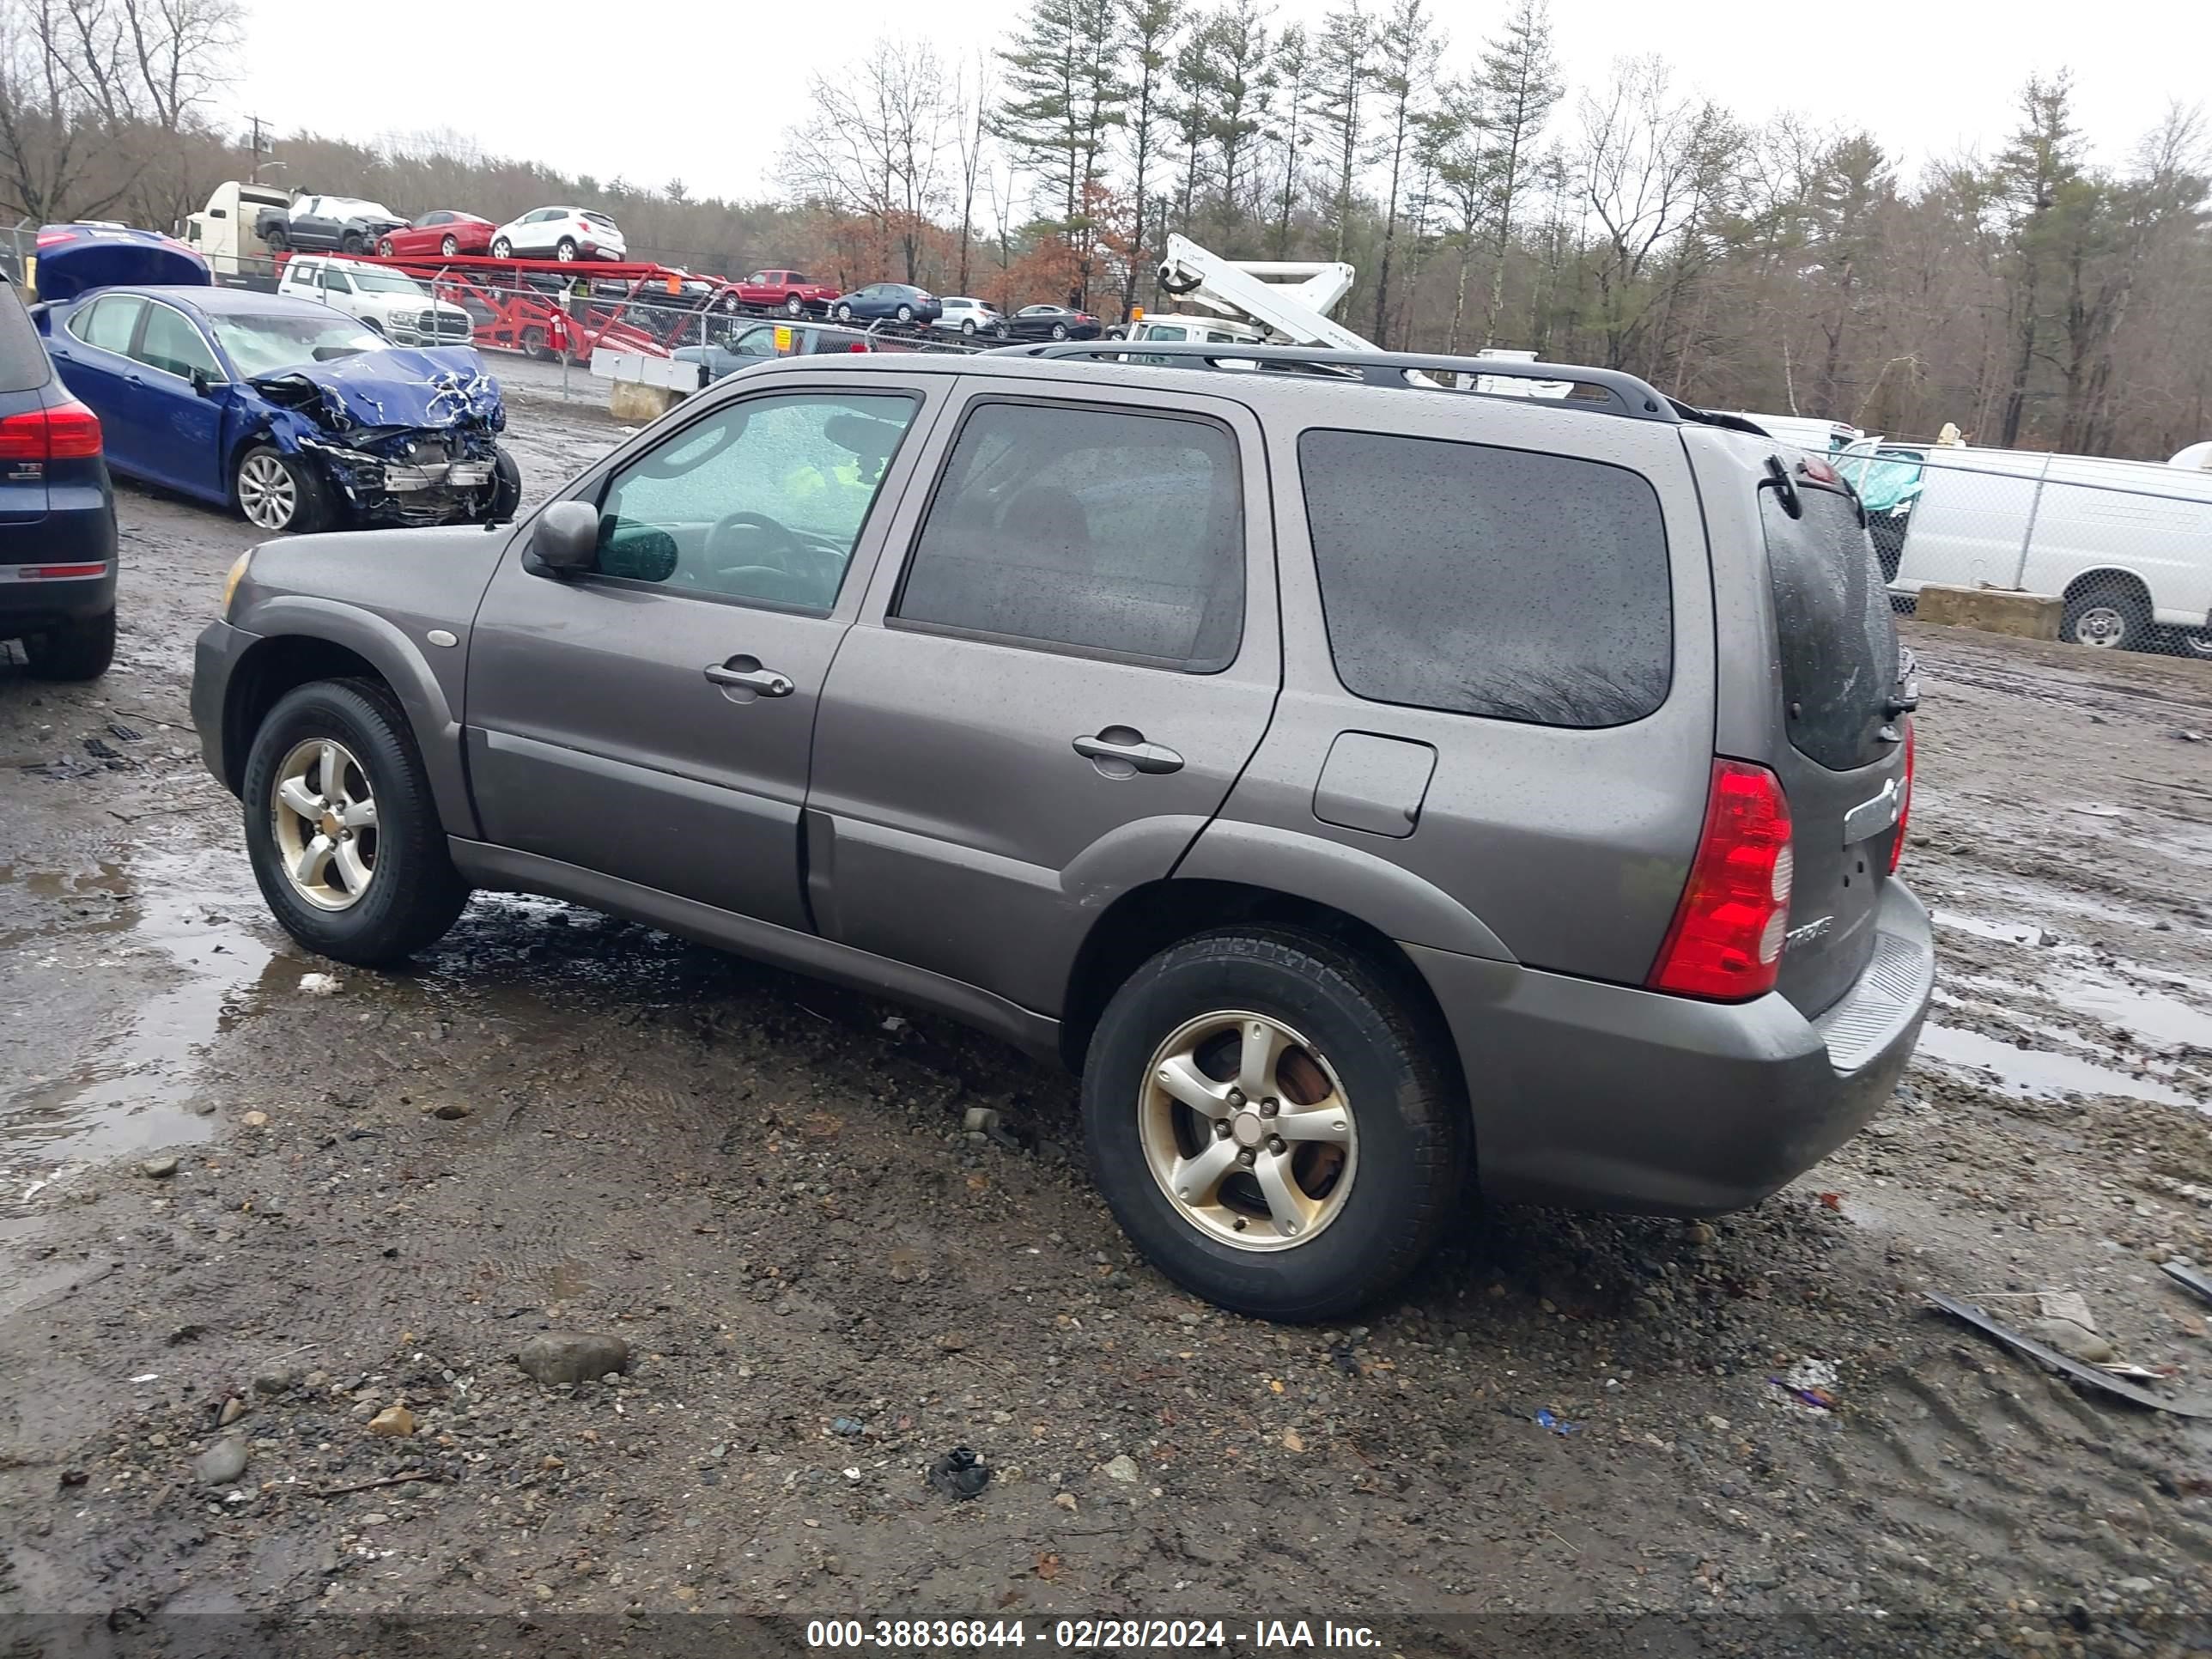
3, 384, 2211, 1656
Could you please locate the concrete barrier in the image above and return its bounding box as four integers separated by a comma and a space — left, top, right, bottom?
1913, 584, 2063, 641
608, 380, 678, 422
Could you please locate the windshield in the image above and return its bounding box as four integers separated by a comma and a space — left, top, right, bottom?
347, 269, 431, 296
209, 311, 387, 375
328, 200, 395, 220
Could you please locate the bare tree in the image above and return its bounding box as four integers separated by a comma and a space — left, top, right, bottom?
782, 40, 956, 283
953, 52, 997, 294
1119, 0, 1176, 318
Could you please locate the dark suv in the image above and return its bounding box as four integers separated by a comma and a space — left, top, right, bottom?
0, 269, 117, 678
189, 344, 1932, 1319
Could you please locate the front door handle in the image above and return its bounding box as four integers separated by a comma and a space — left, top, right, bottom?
703, 659, 794, 697
1073, 728, 1184, 775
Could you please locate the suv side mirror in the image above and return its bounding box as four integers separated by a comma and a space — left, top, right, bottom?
528, 501, 599, 575
190, 368, 215, 398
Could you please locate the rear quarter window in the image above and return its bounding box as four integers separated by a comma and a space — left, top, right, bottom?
0, 280, 52, 393
1297, 428, 1673, 728
1761, 483, 1899, 770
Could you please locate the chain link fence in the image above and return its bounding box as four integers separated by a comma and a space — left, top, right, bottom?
1836, 441, 2212, 659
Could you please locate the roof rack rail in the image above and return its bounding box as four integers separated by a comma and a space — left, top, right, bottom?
993, 340, 1680, 423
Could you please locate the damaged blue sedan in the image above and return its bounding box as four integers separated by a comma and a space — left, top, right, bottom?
35, 274, 518, 535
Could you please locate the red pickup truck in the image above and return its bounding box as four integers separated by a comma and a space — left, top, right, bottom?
726, 270, 841, 317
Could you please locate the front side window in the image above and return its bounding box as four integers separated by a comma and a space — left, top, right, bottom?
72, 295, 145, 355
135, 304, 220, 380
1299, 429, 1673, 728
894, 401, 1244, 670
591, 392, 918, 611
321, 270, 356, 295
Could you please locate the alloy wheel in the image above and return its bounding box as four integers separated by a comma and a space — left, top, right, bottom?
270, 738, 379, 911
1138, 1012, 1358, 1251
237, 453, 298, 531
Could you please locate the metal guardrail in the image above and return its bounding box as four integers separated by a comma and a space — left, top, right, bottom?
1839, 443, 2212, 659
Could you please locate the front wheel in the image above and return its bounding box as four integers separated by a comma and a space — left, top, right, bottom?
484, 446, 521, 521
1083, 928, 1468, 1322
23, 607, 116, 680
1051, 322, 1070, 341
895, 304, 915, 324
242, 680, 471, 966
263, 228, 288, 253
834, 303, 853, 322
377, 236, 395, 257
340, 232, 365, 254
235, 444, 329, 535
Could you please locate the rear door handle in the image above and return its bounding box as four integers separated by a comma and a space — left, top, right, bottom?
1073, 729, 1183, 775
703, 660, 794, 696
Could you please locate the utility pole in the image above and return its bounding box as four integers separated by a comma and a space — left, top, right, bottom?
246, 116, 270, 183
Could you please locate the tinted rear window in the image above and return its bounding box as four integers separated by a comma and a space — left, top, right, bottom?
0, 280, 52, 392
1761, 483, 1899, 771
1298, 429, 1673, 728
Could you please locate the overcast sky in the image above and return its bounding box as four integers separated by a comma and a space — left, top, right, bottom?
221, 0, 2206, 205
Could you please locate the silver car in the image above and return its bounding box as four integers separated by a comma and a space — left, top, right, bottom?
191, 343, 1932, 1321
933, 297, 1006, 338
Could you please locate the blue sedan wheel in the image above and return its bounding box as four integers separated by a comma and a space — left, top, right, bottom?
236, 446, 329, 534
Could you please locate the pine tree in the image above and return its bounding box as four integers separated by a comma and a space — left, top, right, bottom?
1989, 71, 2082, 445
1267, 23, 1313, 257
1367, 0, 1439, 345
996, 0, 1130, 306
1310, 3, 1370, 265
1119, 0, 1177, 318
1472, 0, 1561, 346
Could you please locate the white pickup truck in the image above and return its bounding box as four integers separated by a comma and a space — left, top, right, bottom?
276, 257, 472, 348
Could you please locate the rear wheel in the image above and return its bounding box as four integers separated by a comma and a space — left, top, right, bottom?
235, 444, 330, 535
242, 680, 471, 966
960, 319, 977, 337
520, 325, 550, 361
441, 234, 459, 257
784, 293, 805, 317
1083, 927, 1467, 1321
490, 236, 513, 258
895, 304, 915, 324
1051, 322, 1070, 340
556, 238, 578, 262
23, 608, 116, 681
2061, 574, 2151, 651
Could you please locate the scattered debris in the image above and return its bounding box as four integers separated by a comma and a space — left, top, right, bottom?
1817, 1192, 1843, 1210
191, 1438, 248, 1486
106, 721, 142, 742
216, 1395, 247, 1427
2160, 1260, 2212, 1310
830, 1417, 866, 1437
366, 1405, 416, 1437
2177, 730, 2204, 744
1054, 1492, 1078, 1512
927, 1446, 991, 1500
1280, 1428, 1306, 1452
1769, 1376, 1836, 1411
514, 1332, 631, 1386
881, 1016, 908, 1033
1534, 1409, 1577, 1435
58, 1469, 87, 1489
240, 1111, 268, 1129
1927, 1291, 2212, 1416
1102, 1453, 1141, 1482
82, 737, 122, 761
418, 1097, 471, 1120
313, 1470, 440, 1499
297, 973, 342, 997
138, 1156, 179, 1180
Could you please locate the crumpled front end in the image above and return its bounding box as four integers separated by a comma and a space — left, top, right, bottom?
247, 349, 509, 527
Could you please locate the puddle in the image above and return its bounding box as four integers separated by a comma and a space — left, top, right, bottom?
2045, 969, 2212, 1053
1916, 1024, 2201, 1110
1932, 909, 2045, 946
0, 847, 294, 1164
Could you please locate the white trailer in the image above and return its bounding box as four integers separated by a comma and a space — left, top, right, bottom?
181, 181, 293, 278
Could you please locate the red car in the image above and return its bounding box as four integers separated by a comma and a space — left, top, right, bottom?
377, 211, 496, 259
725, 269, 842, 317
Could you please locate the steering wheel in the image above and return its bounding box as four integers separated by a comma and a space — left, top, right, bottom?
704, 509, 845, 596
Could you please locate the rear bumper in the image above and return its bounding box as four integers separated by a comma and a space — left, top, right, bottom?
1409, 878, 1934, 1216
0, 495, 117, 633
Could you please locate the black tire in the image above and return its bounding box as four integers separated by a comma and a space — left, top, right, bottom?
341, 232, 365, 254
1051, 322, 1069, 340
234, 443, 331, 535
23, 607, 116, 680
485, 445, 521, 521
491, 236, 513, 259
241, 679, 471, 966
2060, 575, 2151, 651
834, 303, 853, 322
441, 234, 459, 257
1083, 927, 1468, 1322
376, 236, 395, 257
784, 293, 805, 317
521, 325, 550, 361
895, 304, 915, 324
263, 228, 288, 253
556, 238, 578, 262
960, 319, 977, 337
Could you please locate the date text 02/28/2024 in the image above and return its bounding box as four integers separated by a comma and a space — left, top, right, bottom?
805, 1619, 1383, 1650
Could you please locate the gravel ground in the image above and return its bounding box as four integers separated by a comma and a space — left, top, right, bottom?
2, 392, 2210, 1656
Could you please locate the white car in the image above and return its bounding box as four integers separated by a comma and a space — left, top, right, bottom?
276, 257, 473, 347
933, 296, 1006, 338
488, 207, 624, 263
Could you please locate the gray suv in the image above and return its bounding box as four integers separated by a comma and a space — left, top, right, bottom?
190, 343, 1933, 1321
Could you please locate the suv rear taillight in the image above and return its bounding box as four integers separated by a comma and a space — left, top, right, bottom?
1889, 719, 1914, 874
1648, 759, 1794, 1002
0, 399, 102, 461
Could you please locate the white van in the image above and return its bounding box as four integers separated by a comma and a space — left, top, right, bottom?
276, 256, 473, 347
181, 180, 293, 279
1842, 439, 2212, 653
1717, 410, 1863, 453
